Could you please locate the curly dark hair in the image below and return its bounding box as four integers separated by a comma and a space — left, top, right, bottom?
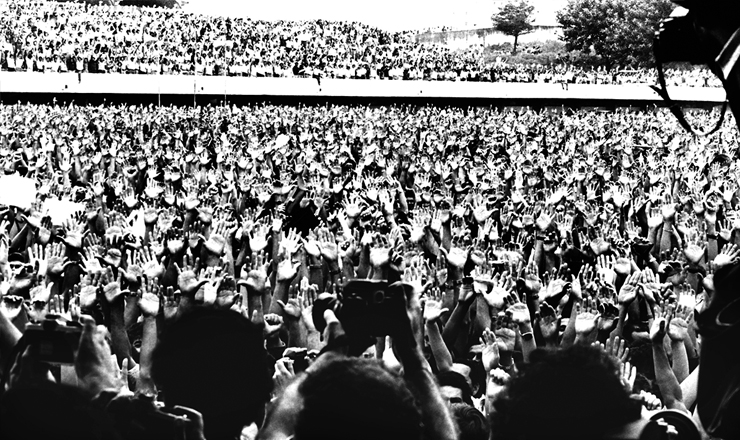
451, 403, 490, 440
294, 357, 423, 440
491, 345, 642, 440
151, 308, 272, 440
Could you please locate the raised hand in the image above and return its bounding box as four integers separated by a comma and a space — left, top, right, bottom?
137, 277, 161, 318
317, 228, 339, 262
0, 295, 25, 321
45, 243, 70, 280
602, 335, 630, 364
161, 286, 180, 322
277, 284, 303, 319
248, 222, 270, 253
302, 230, 322, 259
369, 233, 392, 268
504, 292, 530, 325
636, 390, 663, 411
279, 228, 302, 257
276, 250, 300, 283
75, 315, 122, 396
102, 268, 124, 304
299, 278, 318, 331
667, 305, 690, 342
618, 271, 640, 305
638, 269, 662, 306
574, 297, 600, 339
239, 251, 270, 294
493, 313, 517, 353
138, 246, 165, 279
596, 254, 617, 286
536, 302, 559, 341
713, 243, 740, 269
649, 303, 673, 344
443, 244, 468, 269
273, 358, 296, 395
174, 256, 207, 298
422, 287, 449, 322
620, 360, 637, 393
480, 327, 500, 371
263, 313, 284, 338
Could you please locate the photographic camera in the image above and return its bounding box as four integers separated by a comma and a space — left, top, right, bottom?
108, 394, 194, 440
654, 14, 708, 66
654, 1, 740, 66
285, 347, 310, 373
312, 280, 411, 338
24, 315, 82, 365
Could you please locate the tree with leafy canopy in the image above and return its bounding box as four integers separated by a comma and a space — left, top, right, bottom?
556, 0, 674, 69
491, 0, 536, 54
118, 0, 178, 7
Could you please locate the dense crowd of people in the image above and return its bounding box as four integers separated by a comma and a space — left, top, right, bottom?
0, 0, 721, 87
0, 100, 738, 439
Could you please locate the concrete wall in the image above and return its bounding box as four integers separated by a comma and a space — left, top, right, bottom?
415, 26, 562, 50
0, 72, 724, 106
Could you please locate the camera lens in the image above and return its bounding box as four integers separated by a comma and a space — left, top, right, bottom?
372, 290, 385, 304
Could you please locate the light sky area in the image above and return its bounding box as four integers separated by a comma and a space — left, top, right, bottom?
183, 0, 567, 32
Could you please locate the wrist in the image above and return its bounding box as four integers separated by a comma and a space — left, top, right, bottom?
326, 261, 340, 272
518, 322, 533, 334
245, 285, 266, 297
499, 352, 513, 367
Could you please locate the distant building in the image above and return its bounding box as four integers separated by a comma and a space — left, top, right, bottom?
416, 0, 567, 48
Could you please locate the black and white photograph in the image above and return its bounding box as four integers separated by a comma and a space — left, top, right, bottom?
0, 1, 738, 439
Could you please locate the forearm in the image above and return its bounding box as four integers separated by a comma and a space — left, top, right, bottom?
659, 221, 674, 254
356, 244, 370, 279
610, 304, 629, 340
652, 342, 687, 411
0, 309, 22, 368
441, 221, 452, 252
137, 316, 157, 393
234, 240, 250, 271
680, 365, 699, 410
532, 238, 545, 273
670, 339, 690, 383
123, 297, 141, 330
284, 318, 307, 348
269, 281, 291, 315
108, 301, 133, 367
425, 321, 453, 371
308, 264, 323, 291
271, 231, 281, 265
442, 297, 473, 348
9, 224, 30, 253
324, 259, 341, 289
401, 347, 457, 440
560, 299, 579, 348
543, 251, 558, 275
706, 236, 718, 262
518, 323, 536, 363
341, 256, 355, 281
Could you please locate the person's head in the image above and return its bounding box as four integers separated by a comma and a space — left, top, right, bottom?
492, 345, 642, 440
450, 403, 491, 440
259, 354, 422, 440
436, 369, 474, 406
151, 308, 271, 440
0, 382, 121, 440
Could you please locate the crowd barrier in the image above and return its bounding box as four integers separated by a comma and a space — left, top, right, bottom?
0, 72, 727, 107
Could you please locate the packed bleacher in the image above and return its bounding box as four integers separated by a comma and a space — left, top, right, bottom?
0, 100, 737, 439
0, 0, 722, 86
